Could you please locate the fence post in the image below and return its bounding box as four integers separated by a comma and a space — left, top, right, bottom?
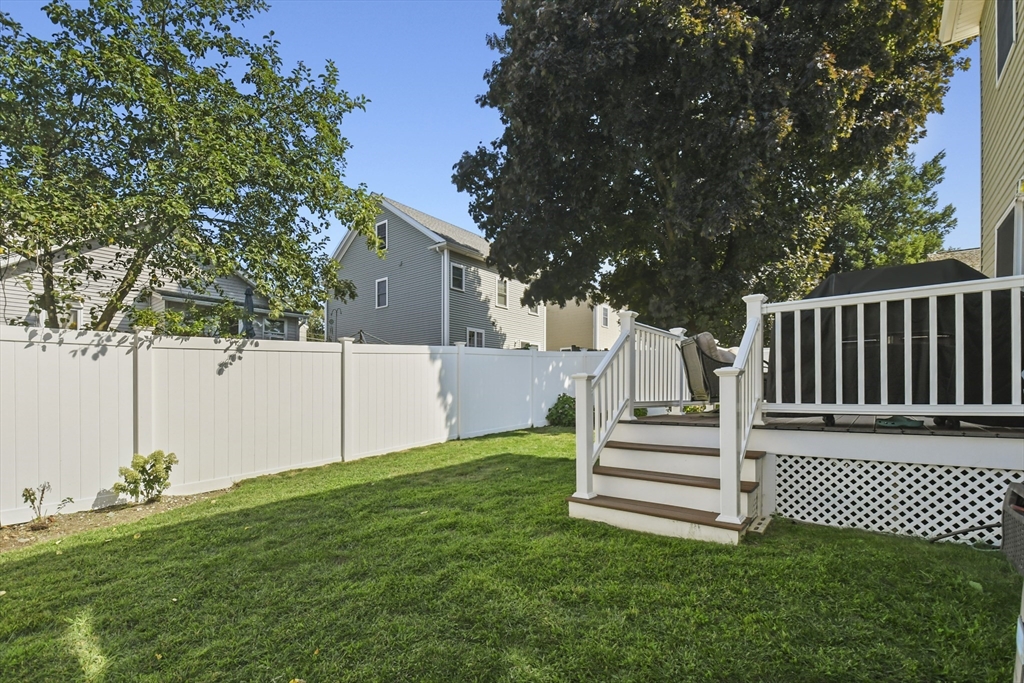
455, 342, 466, 439
529, 344, 539, 428
715, 366, 743, 524
670, 327, 688, 409
619, 311, 639, 420
133, 328, 154, 457
743, 294, 767, 425
340, 337, 354, 461
572, 372, 596, 499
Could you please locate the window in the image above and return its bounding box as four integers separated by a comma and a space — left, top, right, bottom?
997, 0, 1016, 81
375, 220, 388, 250
496, 278, 508, 308
263, 318, 286, 340
601, 306, 609, 327
66, 308, 82, 330
995, 206, 1019, 276
451, 264, 464, 291
527, 304, 539, 316
467, 328, 484, 347
375, 277, 388, 309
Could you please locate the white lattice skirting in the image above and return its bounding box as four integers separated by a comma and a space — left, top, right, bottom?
776, 455, 1024, 546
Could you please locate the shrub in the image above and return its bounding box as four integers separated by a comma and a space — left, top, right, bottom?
546, 393, 576, 427
114, 450, 179, 503
634, 407, 648, 418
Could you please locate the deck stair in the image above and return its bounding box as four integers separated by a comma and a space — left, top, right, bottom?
568, 421, 770, 544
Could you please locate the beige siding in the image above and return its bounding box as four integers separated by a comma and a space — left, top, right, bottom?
980, 0, 1024, 275
545, 300, 623, 351
448, 253, 546, 350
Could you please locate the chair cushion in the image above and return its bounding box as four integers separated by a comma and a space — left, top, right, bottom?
694, 332, 736, 364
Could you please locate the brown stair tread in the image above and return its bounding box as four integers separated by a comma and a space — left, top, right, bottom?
605, 440, 766, 460
568, 494, 751, 532
592, 465, 759, 493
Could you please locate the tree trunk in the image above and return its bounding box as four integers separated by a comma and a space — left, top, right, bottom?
38, 252, 60, 329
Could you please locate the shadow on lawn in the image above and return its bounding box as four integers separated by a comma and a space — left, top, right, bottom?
0, 450, 1020, 683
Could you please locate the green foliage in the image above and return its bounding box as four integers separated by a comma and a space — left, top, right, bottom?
21, 482, 72, 522
113, 451, 179, 503
0, 430, 1019, 681
0, 0, 380, 331
453, 0, 968, 340
545, 393, 576, 427
633, 407, 648, 418
825, 150, 956, 274
130, 301, 247, 338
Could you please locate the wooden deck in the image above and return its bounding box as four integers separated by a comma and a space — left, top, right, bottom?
635, 412, 1024, 439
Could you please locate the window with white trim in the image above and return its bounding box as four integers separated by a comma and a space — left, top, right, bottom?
995, 205, 1019, 277
376, 220, 388, 250
496, 278, 508, 308
375, 277, 388, 309
467, 328, 484, 347
997, 0, 1016, 80
451, 264, 465, 291
263, 318, 286, 340
528, 303, 539, 315
601, 306, 609, 327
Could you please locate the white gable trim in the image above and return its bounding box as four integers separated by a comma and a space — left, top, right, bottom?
331, 199, 446, 263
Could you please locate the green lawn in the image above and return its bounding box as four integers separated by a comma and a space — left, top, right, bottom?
0, 428, 1019, 682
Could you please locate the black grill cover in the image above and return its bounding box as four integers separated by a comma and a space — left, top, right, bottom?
767, 260, 1023, 426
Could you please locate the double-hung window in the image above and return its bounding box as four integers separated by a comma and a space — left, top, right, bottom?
527, 304, 539, 316
467, 328, 485, 347
451, 264, 465, 291
263, 318, 286, 340
376, 220, 388, 250
601, 306, 609, 327
496, 278, 508, 308
375, 277, 388, 309
997, 0, 1016, 81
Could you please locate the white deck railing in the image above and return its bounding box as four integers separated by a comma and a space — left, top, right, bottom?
573, 312, 686, 499
761, 275, 1023, 416
715, 295, 766, 523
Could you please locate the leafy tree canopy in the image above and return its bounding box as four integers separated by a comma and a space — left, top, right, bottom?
0, 0, 379, 331
454, 0, 968, 341
825, 150, 955, 274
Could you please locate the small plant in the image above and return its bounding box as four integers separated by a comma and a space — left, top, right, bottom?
114, 450, 179, 503
634, 407, 648, 418
546, 393, 576, 427
21, 482, 73, 528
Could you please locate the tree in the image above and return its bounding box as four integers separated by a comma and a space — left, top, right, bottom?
454, 0, 967, 341
825, 150, 955, 274
0, 0, 380, 331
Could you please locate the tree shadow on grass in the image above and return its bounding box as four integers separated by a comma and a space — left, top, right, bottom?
0, 452, 1019, 683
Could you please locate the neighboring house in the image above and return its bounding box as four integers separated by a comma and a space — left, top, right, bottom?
546, 299, 624, 351
941, 0, 1024, 276
327, 198, 546, 349
926, 246, 983, 271
0, 244, 306, 340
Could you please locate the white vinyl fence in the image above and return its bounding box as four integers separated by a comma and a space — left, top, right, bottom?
0, 325, 605, 524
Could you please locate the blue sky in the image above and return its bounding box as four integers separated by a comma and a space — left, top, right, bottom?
3, 1, 982, 251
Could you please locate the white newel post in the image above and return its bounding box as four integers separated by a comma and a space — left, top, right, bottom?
572, 372, 596, 499
340, 337, 355, 461
455, 342, 466, 440
715, 366, 744, 524
620, 311, 639, 420
743, 294, 767, 425
670, 327, 688, 407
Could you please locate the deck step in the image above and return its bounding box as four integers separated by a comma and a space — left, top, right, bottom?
567, 495, 751, 532
605, 440, 766, 460
593, 465, 759, 493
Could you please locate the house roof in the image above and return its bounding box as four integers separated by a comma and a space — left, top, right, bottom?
926, 247, 982, 272
939, 0, 982, 44
384, 197, 491, 259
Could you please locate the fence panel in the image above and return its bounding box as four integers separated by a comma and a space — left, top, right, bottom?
459, 347, 534, 439
1, 328, 136, 523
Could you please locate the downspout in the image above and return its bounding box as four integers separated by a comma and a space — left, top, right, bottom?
431, 242, 450, 345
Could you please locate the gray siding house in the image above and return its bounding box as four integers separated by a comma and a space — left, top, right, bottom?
328, 198, 546, 349
0, 244, 306, 340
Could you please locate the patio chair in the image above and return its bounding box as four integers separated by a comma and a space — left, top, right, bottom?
678, 332, 736, 403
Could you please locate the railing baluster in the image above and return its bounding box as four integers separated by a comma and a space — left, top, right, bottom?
794, 309, 802, 404
955, 292, 964, 405
857, 303, 865, 405
1012, 288, 1021, 406
928, 295, 938, 406
835, 306, 843, 405
814, 307, 822, 405
904, 299, 912, 405
983, 290, 992, 405
879, 301, 888, 405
